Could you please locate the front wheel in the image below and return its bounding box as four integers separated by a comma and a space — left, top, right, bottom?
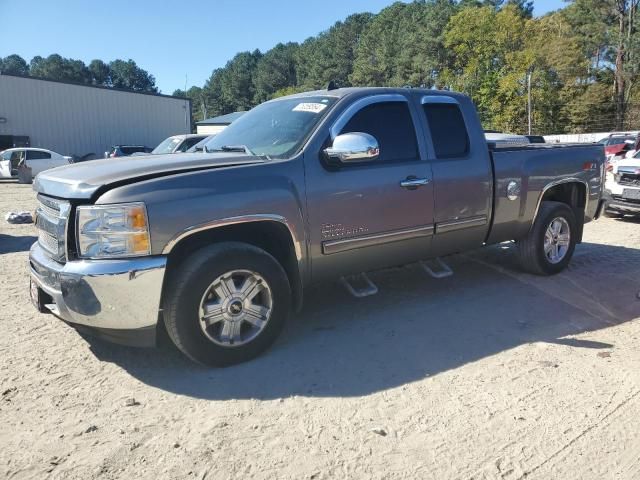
517, 201, 577, 275
163, 242, 291, 366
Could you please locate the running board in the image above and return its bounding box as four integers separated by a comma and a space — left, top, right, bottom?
420, 257, 453, 279
340, 273, 379, 298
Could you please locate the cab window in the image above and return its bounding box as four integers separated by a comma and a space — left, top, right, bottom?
339, 101, 419, 163
422, 103, 470, 159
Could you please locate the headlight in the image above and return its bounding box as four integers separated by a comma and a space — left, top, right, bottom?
76, 203, 151, 258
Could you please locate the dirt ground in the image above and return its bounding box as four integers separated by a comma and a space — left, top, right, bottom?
1, 178, 640, 480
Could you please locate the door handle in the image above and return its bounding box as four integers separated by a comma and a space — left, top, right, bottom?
400, 177, 430, 189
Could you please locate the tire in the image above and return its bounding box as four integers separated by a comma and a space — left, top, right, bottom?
517, 201, 577, 275
163, 242, 291, 366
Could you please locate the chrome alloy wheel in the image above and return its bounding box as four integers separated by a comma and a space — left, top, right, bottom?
544, 217, 571, 264
199, 270, 273, 347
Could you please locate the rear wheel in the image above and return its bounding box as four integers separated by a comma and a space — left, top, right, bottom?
163, 242, 291, 366
517, 201, 577, 275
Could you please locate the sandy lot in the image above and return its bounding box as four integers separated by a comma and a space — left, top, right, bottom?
1, 178, 640, 480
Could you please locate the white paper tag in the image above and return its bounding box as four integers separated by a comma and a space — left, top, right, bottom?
292, 102, 327, 113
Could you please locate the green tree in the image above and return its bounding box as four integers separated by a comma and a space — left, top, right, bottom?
0, 54, 29, 75
29, 54, 91, 83
351, 1, 457, 88
296, 12, 373, 89
213, 50, 262, 113
109, 59, 158, 92
564, 0, 640, 129
253, 43, 299, 103
88, 59, 111, 86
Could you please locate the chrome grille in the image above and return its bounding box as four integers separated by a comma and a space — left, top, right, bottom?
38, 231, 58, 253
36, 194, 70, 263
619, 174, 640, 187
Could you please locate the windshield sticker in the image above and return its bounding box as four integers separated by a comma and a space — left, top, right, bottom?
293, 102, 327, 113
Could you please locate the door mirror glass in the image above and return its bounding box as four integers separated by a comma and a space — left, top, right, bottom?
323, 132, 380, 166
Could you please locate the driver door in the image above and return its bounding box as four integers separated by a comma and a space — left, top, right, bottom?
304, 95, 435, 281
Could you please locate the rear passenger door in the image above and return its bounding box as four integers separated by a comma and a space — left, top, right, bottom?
26, 150, 52, 175
418, 96, 493, 257
305, 94, 435, 281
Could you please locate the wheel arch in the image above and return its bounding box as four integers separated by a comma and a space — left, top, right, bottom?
161, 216, 304, 317
531, 179, 588, 241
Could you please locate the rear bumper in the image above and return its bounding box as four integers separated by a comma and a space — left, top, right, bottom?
29, 243, 167, 347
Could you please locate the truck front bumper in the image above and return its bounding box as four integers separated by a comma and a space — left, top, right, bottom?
29, 243, 167, 347
603, 188, 640, 215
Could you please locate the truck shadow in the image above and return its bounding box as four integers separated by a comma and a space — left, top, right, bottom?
87, 241, 640, 400
0, 234, 37, 254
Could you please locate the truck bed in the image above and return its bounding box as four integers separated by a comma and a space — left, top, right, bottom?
487, 142, 604, 244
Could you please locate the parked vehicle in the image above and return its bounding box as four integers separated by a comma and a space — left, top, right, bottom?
0, 147, 72, 180
604, 155, 640, 218
106, 145, 152, 158
484, 131, 530, 145
30, 87, 605, 366
598, 133, 638, 159
186, 135, 216, 152
152, 134, 209, 155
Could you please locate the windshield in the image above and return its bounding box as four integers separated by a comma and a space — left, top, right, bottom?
202, 96, 338, 158
152, 136, 183, 154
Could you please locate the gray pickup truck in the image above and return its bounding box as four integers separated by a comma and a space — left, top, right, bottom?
30, 87, 606, 366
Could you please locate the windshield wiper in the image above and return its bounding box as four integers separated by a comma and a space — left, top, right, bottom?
208, 144, 271, 160
218, 145, 255, 155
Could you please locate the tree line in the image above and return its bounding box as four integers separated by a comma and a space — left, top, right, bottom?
173, 0, 640, 135
0, 54, 158, 93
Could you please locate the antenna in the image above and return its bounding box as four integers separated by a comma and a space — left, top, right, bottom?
184, 73, 189, 133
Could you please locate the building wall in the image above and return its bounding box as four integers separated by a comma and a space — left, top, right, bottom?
196, 124, 227, 135
0, 75, 191, 159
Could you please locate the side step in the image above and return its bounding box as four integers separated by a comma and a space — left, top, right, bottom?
340, 273, 379, 298
420, 257, 453, 279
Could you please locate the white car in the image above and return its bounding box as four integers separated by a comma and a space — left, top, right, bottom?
150, 134, 209, 155
604, 156, 640, 218
0, 147, 72, 179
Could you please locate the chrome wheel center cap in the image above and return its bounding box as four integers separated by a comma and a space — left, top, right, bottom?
229, 301, 243, 315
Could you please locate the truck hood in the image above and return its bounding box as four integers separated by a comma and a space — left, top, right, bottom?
34, 152, 265, 200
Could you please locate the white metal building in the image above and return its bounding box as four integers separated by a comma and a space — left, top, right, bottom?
0, 74, 191, 159
196, 111, 245, 135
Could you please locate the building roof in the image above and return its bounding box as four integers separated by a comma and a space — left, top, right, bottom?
0, 72, 190, 101
197, 111, 246, 126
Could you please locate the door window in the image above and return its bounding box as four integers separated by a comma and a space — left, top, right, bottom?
422, 103, 469, 159
339, 101, 419, 163
10, 151, 24, 169
26, 150, 52, 160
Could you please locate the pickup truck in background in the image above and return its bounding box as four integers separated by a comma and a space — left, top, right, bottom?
604, 156, 640, 218
29, 87, 606, 366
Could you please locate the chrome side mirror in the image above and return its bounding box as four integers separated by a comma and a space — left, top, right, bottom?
323, 132, 380, 166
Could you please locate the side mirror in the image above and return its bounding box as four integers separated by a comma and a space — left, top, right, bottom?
323, 132, 380, 166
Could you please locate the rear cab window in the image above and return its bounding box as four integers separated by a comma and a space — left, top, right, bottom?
421, 99, 470, 159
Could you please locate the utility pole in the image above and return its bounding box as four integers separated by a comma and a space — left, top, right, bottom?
527, 69, 533, 136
